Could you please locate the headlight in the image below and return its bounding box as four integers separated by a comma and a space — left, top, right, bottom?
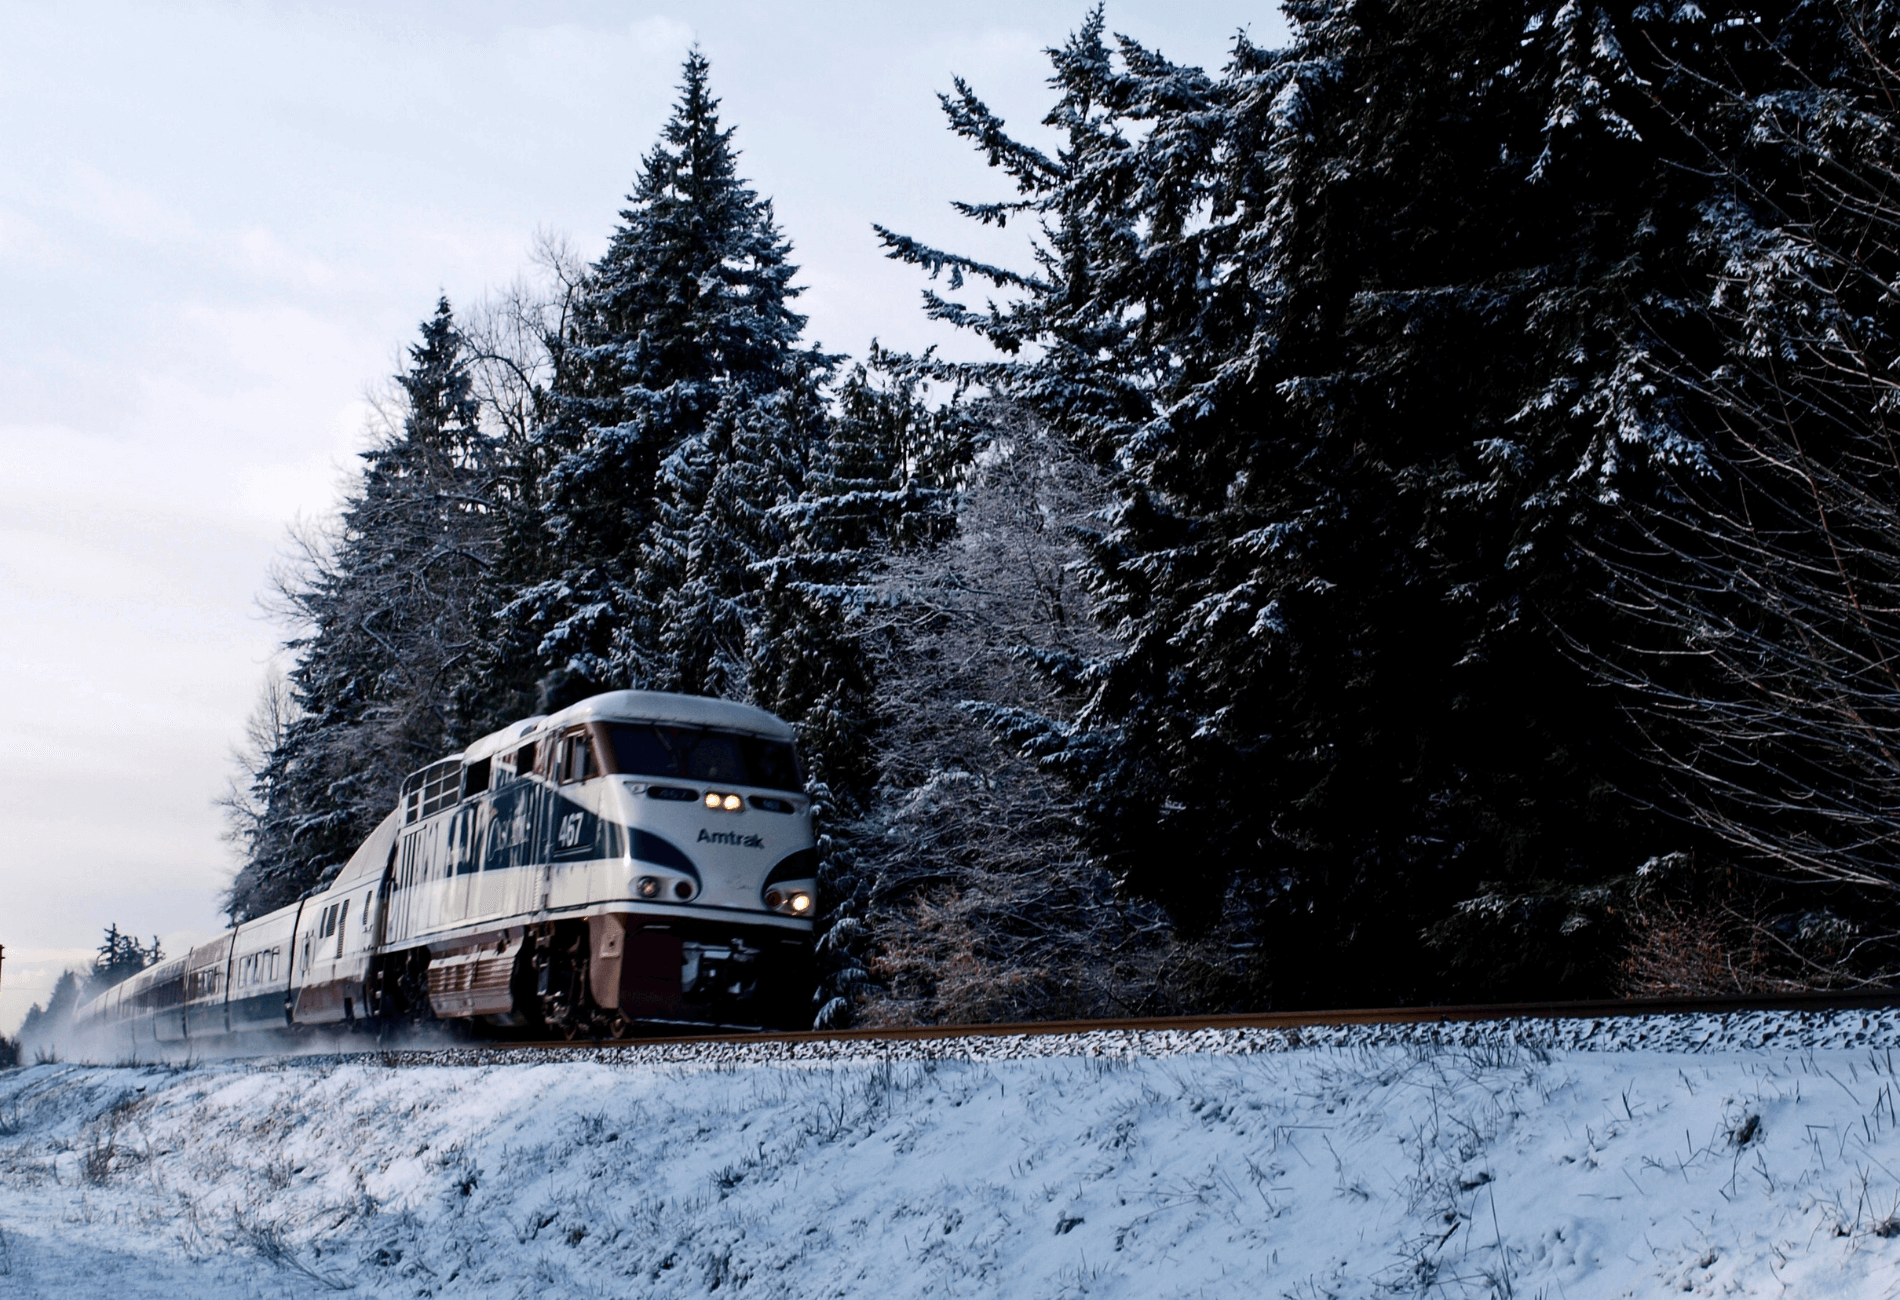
674, 880, 695, 900
636, 876, 661, 898
764, 888, 814, 916
704, 792, 721, 809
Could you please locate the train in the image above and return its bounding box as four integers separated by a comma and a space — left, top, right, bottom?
73, 690, 819, 1048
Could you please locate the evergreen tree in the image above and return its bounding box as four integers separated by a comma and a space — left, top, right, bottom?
1584, 0, 1900, 982
878, 3, 1850, 1005
92, 924, 161, 988
228, 299, 498, 920
9, 916, 145, 1052
753, 349, 972, 798
501, 51, 822, 706
633, 363, 829, 700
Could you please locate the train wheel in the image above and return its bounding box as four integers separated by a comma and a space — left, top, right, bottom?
528, 923, 593, 1038
368, 948, 435, 1028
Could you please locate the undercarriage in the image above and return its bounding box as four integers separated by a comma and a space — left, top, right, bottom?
366, 916, 815, 1039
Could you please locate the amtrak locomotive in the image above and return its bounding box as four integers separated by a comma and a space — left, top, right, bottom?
74, 691, 818, 1046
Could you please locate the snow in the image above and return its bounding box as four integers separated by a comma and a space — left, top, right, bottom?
3, 1012, 1900, 1297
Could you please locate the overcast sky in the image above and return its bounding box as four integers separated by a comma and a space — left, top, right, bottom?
0, 0, 1289, 1033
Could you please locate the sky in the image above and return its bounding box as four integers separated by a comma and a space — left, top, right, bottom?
0, 0, 1290, 1033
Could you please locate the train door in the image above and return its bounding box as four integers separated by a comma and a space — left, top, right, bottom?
292, 895, 355, 1023
221, 926, 240, 1034
387, 819, 440, 947
545, 727, 600, 912
551, 728, 598, 857
341, 878, 378, 1021
514, 734, 551, 916
371, 839, 397, 950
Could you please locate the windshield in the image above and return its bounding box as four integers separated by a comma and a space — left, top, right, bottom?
603, 723, 804, 794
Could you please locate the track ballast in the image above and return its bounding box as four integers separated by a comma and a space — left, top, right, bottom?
291, 988, 1900, 1069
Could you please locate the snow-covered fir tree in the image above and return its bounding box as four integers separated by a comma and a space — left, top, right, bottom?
227, 299, 498, 920
746, 349, 972, 797
1581, 0, 1900, 985
91, 925, 162, 989
204, 0, 1900, 1016
499, 52, 827, 714
876, 2, 1889, 1004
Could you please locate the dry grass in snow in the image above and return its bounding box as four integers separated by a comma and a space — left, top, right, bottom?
1, 1016, 1899, 1296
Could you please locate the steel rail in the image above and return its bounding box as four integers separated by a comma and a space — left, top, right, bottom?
487, 987, 1900, 1054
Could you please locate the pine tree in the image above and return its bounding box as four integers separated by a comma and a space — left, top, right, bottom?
632, 364, 830, 700
876, 3, 1834, 1005
228, 299, 498, 920
92, 924, 161, 989
745, 351, 974, 807
502, 51, 821, 702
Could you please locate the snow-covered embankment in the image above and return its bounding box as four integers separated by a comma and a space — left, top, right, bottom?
2, 1012, 1899, 1297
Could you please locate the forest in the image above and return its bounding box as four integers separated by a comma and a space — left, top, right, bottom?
210, 0, 1900, 1027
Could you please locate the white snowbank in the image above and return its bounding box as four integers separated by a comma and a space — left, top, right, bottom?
2, 1012, 1899, 1297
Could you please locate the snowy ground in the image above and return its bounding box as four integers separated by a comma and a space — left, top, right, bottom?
3, 1014, 1900, 1298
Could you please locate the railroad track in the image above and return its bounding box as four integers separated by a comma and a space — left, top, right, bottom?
488, 987, 1900, 1055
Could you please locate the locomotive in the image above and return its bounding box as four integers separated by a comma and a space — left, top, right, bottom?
73, 691, 818, 1047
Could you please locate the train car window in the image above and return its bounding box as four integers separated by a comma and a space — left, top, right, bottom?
463, 757, 491, 797
420, 761, 460, 818
403, 760, 462, 821
515, 740, 538, 776
558, 731, 594, 784
603, 724, 804, 793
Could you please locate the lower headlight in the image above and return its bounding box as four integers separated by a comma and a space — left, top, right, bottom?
764, 888, 814, 916
636, 876, 661, 899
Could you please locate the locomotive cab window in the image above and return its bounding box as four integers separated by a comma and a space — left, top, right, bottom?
557, 730, 596, 784
604, 723, 804, 794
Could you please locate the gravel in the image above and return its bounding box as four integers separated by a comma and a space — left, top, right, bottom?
276, 1004, 1900, 1071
